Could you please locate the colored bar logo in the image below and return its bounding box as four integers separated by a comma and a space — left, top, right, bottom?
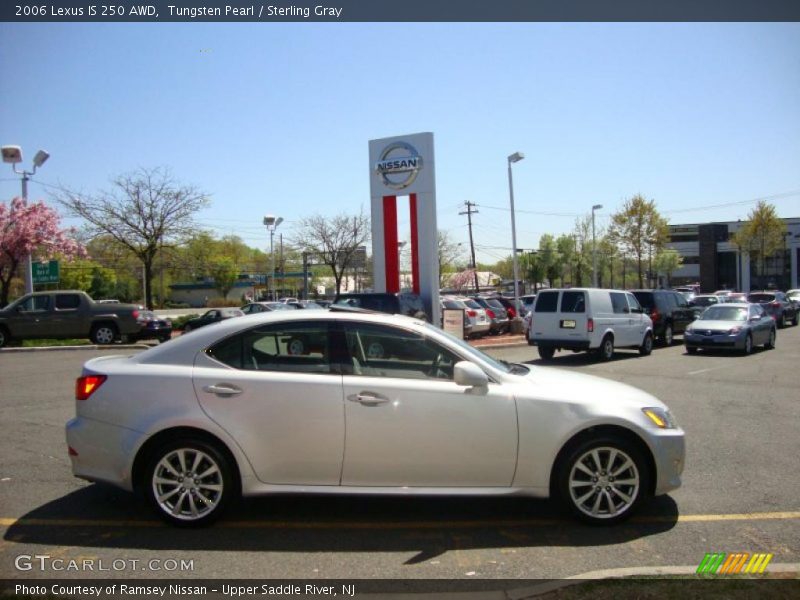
697, 552, 773, 574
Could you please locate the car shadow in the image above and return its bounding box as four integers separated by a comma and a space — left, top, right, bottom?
525, 349, 649, 367
5, 485, 679, 564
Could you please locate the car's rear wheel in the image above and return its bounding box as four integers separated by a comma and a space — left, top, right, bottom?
686, 346, 698, 354
90, 323, 117, 345
764, 328, 776, 349
145, 438, 234, 527
639, 333, 653, 356
598, 335, 614, 361
743, 333, 753, 355
538, 345, 555, 360
0, 326, 10, 348
779, 314, 786, 329
558, 436, 650, 525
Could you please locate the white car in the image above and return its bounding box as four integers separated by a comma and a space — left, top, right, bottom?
66, 309, 683, 527
527, 288, 654, 361
449, 296, 491, 336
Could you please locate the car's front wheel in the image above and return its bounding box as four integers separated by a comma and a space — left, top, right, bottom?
639, 333, 653, 356
764, 328, 776, 349
558, 436, 650, 525
145, 438, 235, 527
743, 333, 753, 355
597, 335, 614, 361
0, 326, 10, 348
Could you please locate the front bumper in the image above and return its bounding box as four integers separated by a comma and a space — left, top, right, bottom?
684, 331, 746, 350
650, 429, 686, 495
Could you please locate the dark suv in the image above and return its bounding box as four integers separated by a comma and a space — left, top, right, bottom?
630, 289, 695, 346
746, 291, 798, 328
333, 293, 429, 322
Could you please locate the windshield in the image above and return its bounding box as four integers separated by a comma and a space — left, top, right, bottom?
693, 296, 717, 307
419, 322, 528, 375
461, 299, 482, 309
701, 306, 748, 322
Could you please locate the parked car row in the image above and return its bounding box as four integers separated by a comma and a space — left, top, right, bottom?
525, 287, 793, 360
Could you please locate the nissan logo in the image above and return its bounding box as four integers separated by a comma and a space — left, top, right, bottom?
374, 141, 422, 190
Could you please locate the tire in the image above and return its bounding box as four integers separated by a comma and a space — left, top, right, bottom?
0, 326, 10, 348
686, 346, 698, 354
90, 323, 118, 345
597, 335, 614, 361
183, 324, 192, 333
743, 333, 753, 355
779, 314, 786, 329
792, 313, 798, 327
660, 324, 673, 346
144, 438, 235, 527
158, 335, 171, 343
538, 345, 555, 360
557, 436, 650, 525
639, 333, 653, 356
287, 337, 305, 355
764, 328, 776, 350
366, 341, 385, 359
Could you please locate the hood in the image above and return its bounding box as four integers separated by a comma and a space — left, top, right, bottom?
687, 320, 742, 331
516, 365, 667, 411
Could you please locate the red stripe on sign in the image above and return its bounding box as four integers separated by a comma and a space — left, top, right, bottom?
409, 193, 420, 295
383, 196, 399, 293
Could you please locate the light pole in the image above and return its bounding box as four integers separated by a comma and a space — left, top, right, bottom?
507, 152, 524, 329
591, 204, 603, 287
2, 145, 50, 294
263, 215, 283, 301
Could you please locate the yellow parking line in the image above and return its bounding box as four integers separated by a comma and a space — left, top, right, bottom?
0, 511, 798, 530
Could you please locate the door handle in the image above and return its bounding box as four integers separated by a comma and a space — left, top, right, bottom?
203, 384, 243, 397
347, 392, 390, 406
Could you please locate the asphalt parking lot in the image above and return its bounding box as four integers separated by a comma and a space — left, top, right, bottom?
0, 326, 798, 582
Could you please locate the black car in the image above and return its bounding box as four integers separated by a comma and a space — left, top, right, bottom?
746, 291, 799, 328
630, 289, 695, 346
470, 296, 510, 334
240, 302, 293, 314
687, 294, 722, 319
333, 292, 429, 322
134, 311, 173, 343
488, 295, 520, 319
182, 308, 244, 333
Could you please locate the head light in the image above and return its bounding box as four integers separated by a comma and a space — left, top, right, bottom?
643, 407, 677, 429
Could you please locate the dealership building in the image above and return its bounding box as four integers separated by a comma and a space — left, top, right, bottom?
667, 217, 800, 292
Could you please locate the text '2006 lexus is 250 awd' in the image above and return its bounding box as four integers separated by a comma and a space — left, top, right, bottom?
66, 307, 685, 527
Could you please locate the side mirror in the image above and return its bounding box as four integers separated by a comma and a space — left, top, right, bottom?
454, 361, 489, 388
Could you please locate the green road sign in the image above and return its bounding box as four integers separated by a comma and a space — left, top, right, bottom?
32, 260, 59, 284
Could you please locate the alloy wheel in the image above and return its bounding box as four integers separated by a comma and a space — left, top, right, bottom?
567, 446, 641, 520
152, 447, 224, 523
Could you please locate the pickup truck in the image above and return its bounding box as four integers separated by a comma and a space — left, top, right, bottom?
0, 291, 142, 347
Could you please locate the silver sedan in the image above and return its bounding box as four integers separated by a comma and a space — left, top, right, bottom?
684, 302, 776, 354
66, 310, 684, 526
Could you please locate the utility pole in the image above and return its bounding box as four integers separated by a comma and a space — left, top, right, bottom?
460, 201, 480, 292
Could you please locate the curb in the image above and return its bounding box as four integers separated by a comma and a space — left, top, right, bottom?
0, 344, 150, 353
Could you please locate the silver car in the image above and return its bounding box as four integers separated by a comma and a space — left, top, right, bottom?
66, 310, 684, 526
684, 303, 776, 354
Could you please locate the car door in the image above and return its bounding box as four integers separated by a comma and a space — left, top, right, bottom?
53, 293, 86, 337
193, 320, 345, 486
340, 322, 518, 487
670, 292, 693, 334
9, 294, 51, 337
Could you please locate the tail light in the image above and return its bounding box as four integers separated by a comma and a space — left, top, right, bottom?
467, 310, 477, 317
769, 301, 780, 308
486, 309, 496, 319
76, 375, 107, 400
651, 309, 660, 322
508, 308, 516, 318
587, 318, 594, 333
132, 309, 140, 319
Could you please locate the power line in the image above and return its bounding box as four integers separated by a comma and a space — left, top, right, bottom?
459, 201, 481, 292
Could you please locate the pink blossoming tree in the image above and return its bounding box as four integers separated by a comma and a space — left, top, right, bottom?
0, 198, 86, 306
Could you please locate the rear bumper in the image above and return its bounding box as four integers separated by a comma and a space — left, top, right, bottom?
532, 338, 592, 351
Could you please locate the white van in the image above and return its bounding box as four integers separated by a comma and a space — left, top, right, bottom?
526, 288, 654, 360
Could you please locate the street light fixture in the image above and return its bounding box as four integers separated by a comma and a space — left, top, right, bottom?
263, 214, 283, 301
2, 144, 50, 294
507, 151, 524, 328
592, 204, 603, 288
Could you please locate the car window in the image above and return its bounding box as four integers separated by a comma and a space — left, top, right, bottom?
344, 323, 461, 381
747, 293, 774, 303
208, 322, 331, 374
626, 293, 643, 312
461, 299, 482, 310
560, 291, 585, 313
701, 306, 748, 321
535, 291, 559, 313
18, 295, 50, 312
632, 292, 654, 310
55, 294, 81, 310
610, 292, 628, 314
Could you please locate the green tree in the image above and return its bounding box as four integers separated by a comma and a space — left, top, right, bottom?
608, 194, 669, 288
538, 234, 560, 287
209, 258, 239, 300
556, 234, 576, 286
653, 249, 684, 288
438, 230, 464, 287
732, 201, 788, 289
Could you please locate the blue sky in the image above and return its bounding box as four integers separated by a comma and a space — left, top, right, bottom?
1, 22, 798, 265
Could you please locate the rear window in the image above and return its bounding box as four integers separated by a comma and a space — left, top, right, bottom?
55, 294, 81, 310
560, 291, 586, 313
461, 299, 482, 309
747, 294, 775, 303
535, 291, 559, 313
632, 291, 655, 310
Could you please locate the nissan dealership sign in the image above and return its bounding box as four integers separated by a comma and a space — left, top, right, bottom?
375, 141, 423, 190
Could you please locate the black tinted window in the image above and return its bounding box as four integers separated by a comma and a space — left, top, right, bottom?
632, 292, 654, 310
560, 291, 586, 313
747, 294, 774, 303
55, 294, 81, 310
535, 291, 559, 313
19, 295, 50, 311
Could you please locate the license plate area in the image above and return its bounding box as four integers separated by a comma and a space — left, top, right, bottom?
561, 319, 576, 329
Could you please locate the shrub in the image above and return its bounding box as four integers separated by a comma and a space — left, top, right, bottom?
172, 314, 200, 330
207, 298, 235, 308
